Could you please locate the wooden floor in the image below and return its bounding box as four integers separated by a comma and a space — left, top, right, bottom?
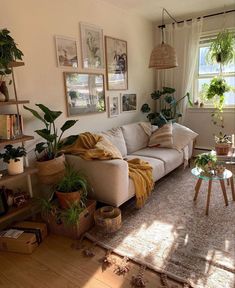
0, 235, 183, 288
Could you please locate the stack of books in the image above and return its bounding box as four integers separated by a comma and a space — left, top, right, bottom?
0, 114, 23, 140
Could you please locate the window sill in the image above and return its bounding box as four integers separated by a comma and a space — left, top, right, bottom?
187, 107, 235, 113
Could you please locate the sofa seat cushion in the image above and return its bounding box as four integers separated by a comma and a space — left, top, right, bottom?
121, 122, 150, 154
100, 127, 127, 157
125, 155, 165, 182
132, 147, 184, 174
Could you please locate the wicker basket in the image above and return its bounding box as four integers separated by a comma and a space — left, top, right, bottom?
94, 206, 122, 233
215, 143, 231, 156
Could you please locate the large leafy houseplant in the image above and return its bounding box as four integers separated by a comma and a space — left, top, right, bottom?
141, 87, 192, 127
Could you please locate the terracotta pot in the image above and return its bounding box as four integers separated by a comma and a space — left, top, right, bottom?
215, 143, 231, 155
55, 190, 81, 209
7, 157, 24, 175
36, 154, 65, 185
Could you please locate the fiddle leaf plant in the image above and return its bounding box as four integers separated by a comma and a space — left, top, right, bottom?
24, 104, 77, 161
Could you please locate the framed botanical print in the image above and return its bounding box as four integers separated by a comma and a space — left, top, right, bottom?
105, 36, 128, 90
55, 36, 78, 68
107, 96, 119, 118
80, 23, 104, 69
121, 94, 137, 112
64, 72, 105, 116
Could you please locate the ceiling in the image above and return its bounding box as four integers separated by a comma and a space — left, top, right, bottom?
101, 0, 235, 23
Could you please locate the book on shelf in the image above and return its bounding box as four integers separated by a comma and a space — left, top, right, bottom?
0, 114, 23, 140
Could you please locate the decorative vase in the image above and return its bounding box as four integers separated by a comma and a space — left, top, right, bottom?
0, 81, 9, 101
215, 143, 231, 155
36, 154, 65, 185
7, 157, 24, 175
55, 190, 81, 209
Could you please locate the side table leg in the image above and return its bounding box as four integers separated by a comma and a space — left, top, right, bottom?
220, 180, 229, 206
206, 180, 212, 216
194, 178, 202, 201
230, 177, 235, 201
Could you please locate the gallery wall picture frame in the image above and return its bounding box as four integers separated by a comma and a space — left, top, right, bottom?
120, 93, 137, 113
107, 96, 119, 118
80, 22, 104, 70
64, 72, 105, 116
55, 35, 78, 68
105, 36, 128, 91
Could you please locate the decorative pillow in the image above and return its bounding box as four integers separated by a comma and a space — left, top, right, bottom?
139, 122, 158, 136
148, 123, 173, 148
100, 127, 127, 157
172, 123, 198, 151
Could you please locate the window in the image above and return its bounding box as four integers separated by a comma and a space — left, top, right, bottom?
194, 35, 235, 106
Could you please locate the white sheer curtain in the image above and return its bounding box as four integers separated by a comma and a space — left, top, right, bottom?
156, 18, 203, 123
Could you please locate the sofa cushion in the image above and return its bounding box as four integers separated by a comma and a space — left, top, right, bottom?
172, 123, 198, 151
148, 123, 173, 148
121, 122, 150, 154
132, 147, 184, 174
100, 127, 127, 157
126, 155, 165, 182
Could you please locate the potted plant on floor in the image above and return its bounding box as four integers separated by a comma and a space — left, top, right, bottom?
0, 29, 24, 101
55, 165, 88, 209
23, 104, 78, 185
0, 145, 26, 175
214, 132, 232, 155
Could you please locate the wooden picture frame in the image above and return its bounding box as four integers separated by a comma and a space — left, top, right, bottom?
64, 72, 105, 116
55, 35, 78, 68
105, 36, 128, 90
121, 93, 137, 112
80, 22, 104, 70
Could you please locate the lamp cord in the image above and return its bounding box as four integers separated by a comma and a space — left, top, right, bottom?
161, 8, 178, 44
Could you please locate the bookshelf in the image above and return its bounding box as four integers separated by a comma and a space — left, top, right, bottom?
0, 61, 37, 228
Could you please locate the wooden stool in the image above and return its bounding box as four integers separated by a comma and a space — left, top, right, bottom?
192, 168, 235, 215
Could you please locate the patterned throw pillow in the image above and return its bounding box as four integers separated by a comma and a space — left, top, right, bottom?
148, 123, 173, 148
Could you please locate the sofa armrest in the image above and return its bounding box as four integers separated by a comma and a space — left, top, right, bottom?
65, 155, 129, 207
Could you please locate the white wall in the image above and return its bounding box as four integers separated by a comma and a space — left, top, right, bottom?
0, 0, 154, 153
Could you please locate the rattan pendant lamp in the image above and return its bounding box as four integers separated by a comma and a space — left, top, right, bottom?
149, 8, 178, 69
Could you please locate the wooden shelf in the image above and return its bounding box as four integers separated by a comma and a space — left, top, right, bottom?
8, 61, 25, 68
0, 135, 34, 147
0, 100, 29, 106
0, 199, 37, 226
0, 167, 38, 185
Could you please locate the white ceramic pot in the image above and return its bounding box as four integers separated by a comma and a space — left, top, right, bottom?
7, 157, 24, 175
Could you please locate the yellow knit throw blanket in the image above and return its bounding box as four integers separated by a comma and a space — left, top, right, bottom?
63, 132, 154, 208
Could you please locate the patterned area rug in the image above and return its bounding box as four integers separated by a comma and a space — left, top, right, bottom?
87, 167, 235, 288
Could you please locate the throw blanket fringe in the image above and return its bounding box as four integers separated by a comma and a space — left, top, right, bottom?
63, 132, 153, 208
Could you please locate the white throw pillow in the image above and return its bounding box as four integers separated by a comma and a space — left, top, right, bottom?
172, 123, 198, 151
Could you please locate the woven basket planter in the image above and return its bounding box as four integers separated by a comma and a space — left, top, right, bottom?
215, 143, 231, 156
94, 206, 122, 233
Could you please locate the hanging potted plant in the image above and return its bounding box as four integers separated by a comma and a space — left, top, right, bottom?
55, 165, 88, 209
206, 30, 234, 65
0, 29, 24, 101
0, 145, 26, 175
23, 104, 77, 185
214, 132, 232, 155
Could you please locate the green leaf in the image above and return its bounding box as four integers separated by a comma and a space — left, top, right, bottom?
23, 105, 47, 124
35, 142, 47, 154
36, 104, 62, 123
141, 103, 151, 113
60, 120, 77, 132
35, 129, 56, 142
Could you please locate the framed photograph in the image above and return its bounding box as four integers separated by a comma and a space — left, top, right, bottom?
121, 94, 137, 112
80, 23, 104, 69
105, 36, 128, 90
64, 72, 105, 116
107, 96, 119, 118
55, 36, 78, 68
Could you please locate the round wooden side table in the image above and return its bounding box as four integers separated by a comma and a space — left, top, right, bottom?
191, 168, 235, 215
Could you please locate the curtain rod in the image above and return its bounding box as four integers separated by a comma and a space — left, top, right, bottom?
158, 9, 235, 28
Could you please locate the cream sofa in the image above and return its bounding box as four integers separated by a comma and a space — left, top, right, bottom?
66, 122, 195, 207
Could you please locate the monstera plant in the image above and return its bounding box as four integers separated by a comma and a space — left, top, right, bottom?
24, 104, 78, 185
141, 87, 192, 127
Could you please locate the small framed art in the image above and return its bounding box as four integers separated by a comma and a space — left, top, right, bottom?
55, 36, 78, 68
121, 93, 137, 112
105, 36, 128, 90
80, 22, 104, 69
107, 96, 119, 118
64, 72, 105, 116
